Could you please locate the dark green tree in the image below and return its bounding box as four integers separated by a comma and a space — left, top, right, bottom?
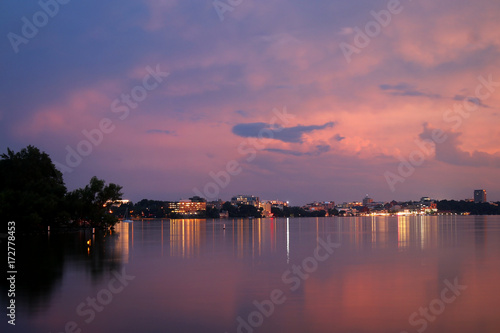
238, 204, 262, 218
222, 201, 238, 217
282, 206, 310, 217
0, 146, 67, 232
328, 208, 340, 216
133, 199, 169, 218
221, 202, 262, 218
205, 206, 220, 218
271, 207, 285, 217
67, 176, 123, 228
436, 200, 500, 215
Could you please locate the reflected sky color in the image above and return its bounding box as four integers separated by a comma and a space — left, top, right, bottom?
7, 216, 500, 333
1, 1, 500, 203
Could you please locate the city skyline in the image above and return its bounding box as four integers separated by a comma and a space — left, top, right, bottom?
1, 0, 499, 205
123, 189, 493, 208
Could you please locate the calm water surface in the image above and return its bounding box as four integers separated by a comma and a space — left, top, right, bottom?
3, 216, 500, 333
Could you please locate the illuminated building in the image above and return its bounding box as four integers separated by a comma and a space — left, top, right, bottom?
105, 199, 131, 207
474, 189, 487, 203
337, 202, 362, 209
260, 200, 289, 217
207, 199, 223, 210
362, 195, 374, 206
168, 199, 206, 216
266, 200, 289, 209
231, 195, 260, 207
261, 201, 273, 217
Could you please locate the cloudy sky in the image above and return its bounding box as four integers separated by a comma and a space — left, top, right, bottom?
1, 0, 499, 205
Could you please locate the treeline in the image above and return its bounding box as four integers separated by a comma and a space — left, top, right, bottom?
218, 203, 336, 218
110, 199, 217, 219
113, 200, 258, 219
0, 146, 123, 233
221, 202, 261, 218
116, 200, 338, 219
436, 200, 500, 215
271, 206, 339, 217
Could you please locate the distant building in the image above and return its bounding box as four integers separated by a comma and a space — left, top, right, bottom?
231, 195, 260, 207
266, 200, 289, 209
303, 202, 322, 212
261, 201, 273, 217
362, 195, 373, 206
474, 190, 487, 203
105, 199, 131, 207
337, 202, 362, 209
419, 197, 436, 209
260, 200, 289, 217
207, 199, 223, 210
168, 199, 206, 216
303, 201, 335, 213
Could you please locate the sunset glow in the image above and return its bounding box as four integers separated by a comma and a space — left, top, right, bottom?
2, 0, 499, 204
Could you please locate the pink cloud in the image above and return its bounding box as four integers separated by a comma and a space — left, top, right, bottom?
16, 87, 114, 137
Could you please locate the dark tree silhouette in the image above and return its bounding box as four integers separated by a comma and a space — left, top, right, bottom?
67, 176, 123, 228
0, 146, 67, 232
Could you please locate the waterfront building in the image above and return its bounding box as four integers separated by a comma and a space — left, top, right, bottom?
168, 199, 206, 216
260, 200, 289, 217
303, 201, 335, 213
474, 189, 487, 203
207, 199, 223, 210
362, 195, 374, 206
231, 195, 260, 207
105, 199, 131, 207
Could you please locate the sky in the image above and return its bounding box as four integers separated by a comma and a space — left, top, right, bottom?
1, 0, 499, 205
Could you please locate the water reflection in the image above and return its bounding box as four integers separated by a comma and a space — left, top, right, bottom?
0, 227, 126, 314
161, 216, 498, 260
4, 216, 500, 333
115, 222, 132, 263
167, 218, 287, 259
170, 219, 206, 258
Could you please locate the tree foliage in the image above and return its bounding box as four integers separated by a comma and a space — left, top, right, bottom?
1, 146, 124, 231
437, 200, 500, 215
222, 202, 262, 218
0, 146, 67, 232
133, 199, 169, 218
67, 177, 123, 228
271, 206, 327, 217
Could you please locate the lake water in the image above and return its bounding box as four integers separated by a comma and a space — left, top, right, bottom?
4, 216, 500, 333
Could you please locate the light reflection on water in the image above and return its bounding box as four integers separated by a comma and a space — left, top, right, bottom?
4, 216, 500, 333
